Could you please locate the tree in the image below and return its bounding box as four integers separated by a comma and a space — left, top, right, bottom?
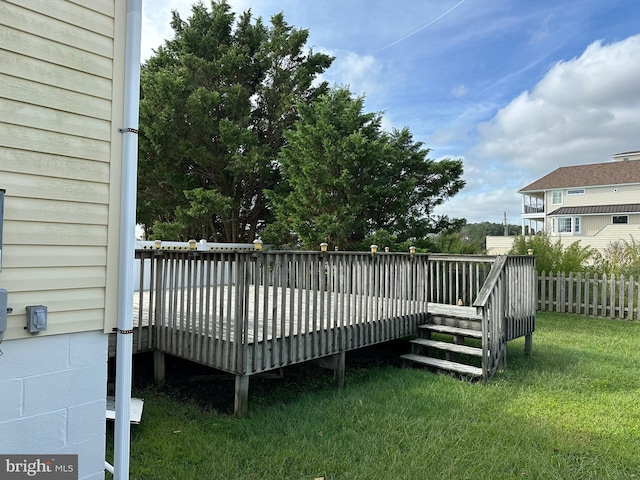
137, 1, 333, 241
263, 87, 465, 250
433, 222, 522, 253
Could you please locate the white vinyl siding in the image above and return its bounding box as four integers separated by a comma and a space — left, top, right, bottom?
0, 0, 124, 339
544, 185, 640, 210
576, 184, 640, 206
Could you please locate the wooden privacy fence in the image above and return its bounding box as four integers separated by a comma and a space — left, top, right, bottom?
538, 271, 640, 320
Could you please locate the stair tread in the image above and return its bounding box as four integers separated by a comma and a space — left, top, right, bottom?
419, 323, 483, 339
428, 303, 482, 320
410, 338, 482, 356
401, 353, 483, 377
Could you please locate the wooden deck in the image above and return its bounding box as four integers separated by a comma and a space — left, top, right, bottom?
112, 250, 536, 415
114, 299, 476, 360
125, 284, 427, 374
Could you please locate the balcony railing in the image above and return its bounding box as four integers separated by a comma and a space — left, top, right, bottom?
523, 205, 544, 214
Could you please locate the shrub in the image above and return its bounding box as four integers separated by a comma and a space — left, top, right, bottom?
590, 237, 640, 277
508, 233, 595, 274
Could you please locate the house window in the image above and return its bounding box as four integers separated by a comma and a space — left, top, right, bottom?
552, 217, 581, 234
567, 189, 585, 195
557, 217, 571, 233
552, 191, 563, 205
613, 215, 628, 224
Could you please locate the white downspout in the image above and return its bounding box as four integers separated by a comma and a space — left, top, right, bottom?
114, 1, 142, 479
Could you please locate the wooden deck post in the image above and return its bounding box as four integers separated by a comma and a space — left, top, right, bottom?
334, 351, 346, 389
153, 350, 166, 386
499, 345, 507, 371
312, 352, 347, 388
524, 333, 533, 357
234, 374, 250, 417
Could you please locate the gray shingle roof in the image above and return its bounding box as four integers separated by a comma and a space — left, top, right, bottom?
549, 204, 640, 216
519, 161, 640, 192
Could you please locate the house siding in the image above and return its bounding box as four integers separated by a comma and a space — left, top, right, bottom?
542, 183, 640, 237
0, 0, 123, 339
0, 1, 126, 478
581, 215, 609, 236
570, 184, 639, 206
547, 184, 640, 209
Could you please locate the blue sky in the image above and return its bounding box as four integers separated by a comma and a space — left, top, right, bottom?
141, 0, 640, 226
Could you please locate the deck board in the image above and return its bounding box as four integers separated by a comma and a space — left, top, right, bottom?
428, 303, 481, 320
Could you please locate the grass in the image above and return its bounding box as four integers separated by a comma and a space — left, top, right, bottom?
108, 312, 640, 479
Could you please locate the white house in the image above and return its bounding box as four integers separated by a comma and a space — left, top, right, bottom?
0, 2, 139, 479
487, 151, 640, 254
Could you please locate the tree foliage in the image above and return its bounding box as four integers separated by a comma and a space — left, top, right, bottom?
263, 88, 465, 250
428, 222, 521, 254
137, 1, 333, 241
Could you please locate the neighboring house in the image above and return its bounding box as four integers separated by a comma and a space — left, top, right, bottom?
0, 2, 134, 479
487, 151, 640, 254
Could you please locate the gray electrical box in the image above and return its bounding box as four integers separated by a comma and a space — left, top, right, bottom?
26, 305, 47, 334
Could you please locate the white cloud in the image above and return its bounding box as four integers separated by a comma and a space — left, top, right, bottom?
441, 33, 640, 224
226, 0, 255, 14
141, 0, 273, 61
141, 0, 194, 60
321, 50, 384, 98
474, 34, 640, 178
451, 84, 468, 98
435, 187, 522, 226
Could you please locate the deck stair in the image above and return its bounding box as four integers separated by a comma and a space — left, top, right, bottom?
401, 304, 485, 378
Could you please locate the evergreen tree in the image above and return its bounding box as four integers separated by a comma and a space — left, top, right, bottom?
137, 1, 333, 241
264, 88, 465, 250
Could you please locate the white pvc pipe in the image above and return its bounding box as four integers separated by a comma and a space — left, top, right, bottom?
105, 462, 115, 475
114, 1, 142, 479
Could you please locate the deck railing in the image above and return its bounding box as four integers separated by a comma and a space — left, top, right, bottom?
422, 254, 536, 380
523, 205, 544, 214
131, 250, 535, 382
471, 255, 537, 379
134, 249, 430, 375
473, 256, 508, 379
426, 254, 496, 306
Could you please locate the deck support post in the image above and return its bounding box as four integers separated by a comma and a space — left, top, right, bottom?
153, 350, 165, 386
234, 374, 249, 417
524, 333, 533, 357
311, 352, 346, 388
334, 351, 346, 389
498, 344, 507, 370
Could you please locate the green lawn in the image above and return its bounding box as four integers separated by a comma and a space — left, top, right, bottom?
109, 312, 640, 479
